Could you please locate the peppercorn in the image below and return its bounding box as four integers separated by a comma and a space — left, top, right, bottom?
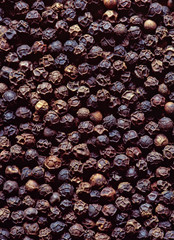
44, 156, 62, 170
25, 179, 39, 192
0, 208, 11, 223
158, 117, 173, 132
118, 182, 133, 195
43, 127, 56, 139
103, 0, 117, 9
158, 83, 169, 96
3, 180, 19, 194
39, 227, 52, 240
24, 207, 38, 222
74, 199, 88, 215
115, 196, 131, 211
10, 226, 24, 239
96, 217, 112, 232
23, 222, 39, 236
125, 219, 141, 234
136, 178, 151, 193
5, 165, 20, 179
100, 187, 116, 201
113, 213, 127, 227
35, 100, 49, 113
154, 134, 169, 147
77, 108, 90, 120
90, 173, 107, 188
59, 183, 74, 198
76, 182, 91, 197
149, 227, 164, 239
144, 19, 157, 31
69, 223, 84, 238
164, 102, 174, 115
103, 10, 118, 23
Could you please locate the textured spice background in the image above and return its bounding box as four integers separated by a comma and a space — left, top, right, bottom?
0, 0, 174, 239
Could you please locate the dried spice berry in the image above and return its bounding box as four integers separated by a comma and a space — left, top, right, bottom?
90, 173, 107, 188
103, 0, 117, 9
44, 156, 62, 170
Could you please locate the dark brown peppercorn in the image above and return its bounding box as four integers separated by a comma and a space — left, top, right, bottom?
73, 143, 90, 159
39, 227, 52, 240
10, 226, 24, 239
114, 154, 130, 170
100, 187, 116, 201
125, 219, 141, 234
24, 207, 38, 221
115, 196, 131, 211
11, 210, 24, 224
158, 117, 173, 132
5, 165, 20, 179
69, 223, 84, 238
3, 180, 19, 194
151, 94, 166, 108
118, 182, 133, 195
74, 199, 88, 215
23, 222, 39, 236
139, 135, 153, 149
51, 100, 68, 115
96, 217, 112, 231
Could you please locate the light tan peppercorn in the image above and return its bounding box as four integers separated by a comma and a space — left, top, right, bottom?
44, 156, 62, 170
35, 100, 49, 113
144, 20, 157, 31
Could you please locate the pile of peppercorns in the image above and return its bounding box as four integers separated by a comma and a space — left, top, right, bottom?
0, 0, 174, 239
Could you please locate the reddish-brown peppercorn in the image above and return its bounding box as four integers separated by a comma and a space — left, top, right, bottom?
90, 173, 107, 188
100, 187, 116, 201
103, 0, 117, 9
44, 156, 62, 170
164, 102, 174, 115
90, 111, 103, 123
